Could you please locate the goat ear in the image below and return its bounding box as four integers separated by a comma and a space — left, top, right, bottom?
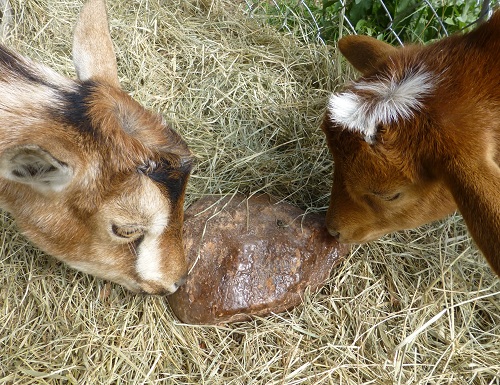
0, 145, 73, 193
338, 35, 397, 75
72, 0, 119, 87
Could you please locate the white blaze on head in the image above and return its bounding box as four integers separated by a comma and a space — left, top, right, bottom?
328, 68, 435, 142
135, 192, 170, 283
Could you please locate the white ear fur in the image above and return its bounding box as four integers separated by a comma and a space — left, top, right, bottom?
328, 68, 435, 142
0, 145, 73, 193
72, 0, 119, 87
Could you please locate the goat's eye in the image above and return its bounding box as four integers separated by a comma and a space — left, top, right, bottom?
111, 224, 145, 240
372, 191, 402, 202
381, 192, 401, 201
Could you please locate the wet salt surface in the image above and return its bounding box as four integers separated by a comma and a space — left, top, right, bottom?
167, 194, 348, 324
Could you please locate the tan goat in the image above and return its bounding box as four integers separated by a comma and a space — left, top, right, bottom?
0, 0, 193, 294
322, 11, 500, 276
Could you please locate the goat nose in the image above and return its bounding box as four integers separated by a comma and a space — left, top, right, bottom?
143, 274, 188, 295
161, 274, 188, 295
327, 228, 341, 240
173, 273, 188, 290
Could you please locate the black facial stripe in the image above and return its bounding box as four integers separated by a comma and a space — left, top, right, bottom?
143, 158, 193, 203
0, 44, 98, 136
53, 81, 97, 136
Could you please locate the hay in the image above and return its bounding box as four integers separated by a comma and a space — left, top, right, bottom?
1, 0, 499, 384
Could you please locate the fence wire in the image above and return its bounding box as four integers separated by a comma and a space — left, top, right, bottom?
246, 0, 499, 45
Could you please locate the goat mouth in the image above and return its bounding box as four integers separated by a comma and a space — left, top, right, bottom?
326, 228, 341, 240
137, 280, 184, 296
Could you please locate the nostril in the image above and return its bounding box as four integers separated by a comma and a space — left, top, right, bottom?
175, 274, 188, 289
164, 274, 188, 295
140, 275, 188, 295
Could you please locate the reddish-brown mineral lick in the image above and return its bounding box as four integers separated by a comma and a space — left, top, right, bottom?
167, 194, 348, 324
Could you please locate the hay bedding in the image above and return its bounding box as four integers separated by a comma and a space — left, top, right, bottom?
0, 0, 499, 383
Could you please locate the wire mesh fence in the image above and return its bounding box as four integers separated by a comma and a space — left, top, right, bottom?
245, 0, 499, 45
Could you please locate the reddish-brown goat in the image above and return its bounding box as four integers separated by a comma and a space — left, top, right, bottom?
322, 11, 500, 276
0, 0, 193, 294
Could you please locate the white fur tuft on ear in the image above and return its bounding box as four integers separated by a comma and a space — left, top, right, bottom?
328, 68, 435, 142
0, 145, 73, 193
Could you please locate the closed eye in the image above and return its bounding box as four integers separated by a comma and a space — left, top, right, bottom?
373, 192, 402, 202
111, 224, 146, 241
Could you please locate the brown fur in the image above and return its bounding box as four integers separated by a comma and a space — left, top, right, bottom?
322, 12, 500, 276
0, 0, 193, 294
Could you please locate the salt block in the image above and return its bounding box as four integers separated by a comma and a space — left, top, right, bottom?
167, 194, 348, 324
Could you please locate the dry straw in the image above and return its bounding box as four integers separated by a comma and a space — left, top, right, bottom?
1, 0, 499, 384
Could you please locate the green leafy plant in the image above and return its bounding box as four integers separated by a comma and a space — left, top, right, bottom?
344, 0, 487, 43
251, 0, 493, 44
